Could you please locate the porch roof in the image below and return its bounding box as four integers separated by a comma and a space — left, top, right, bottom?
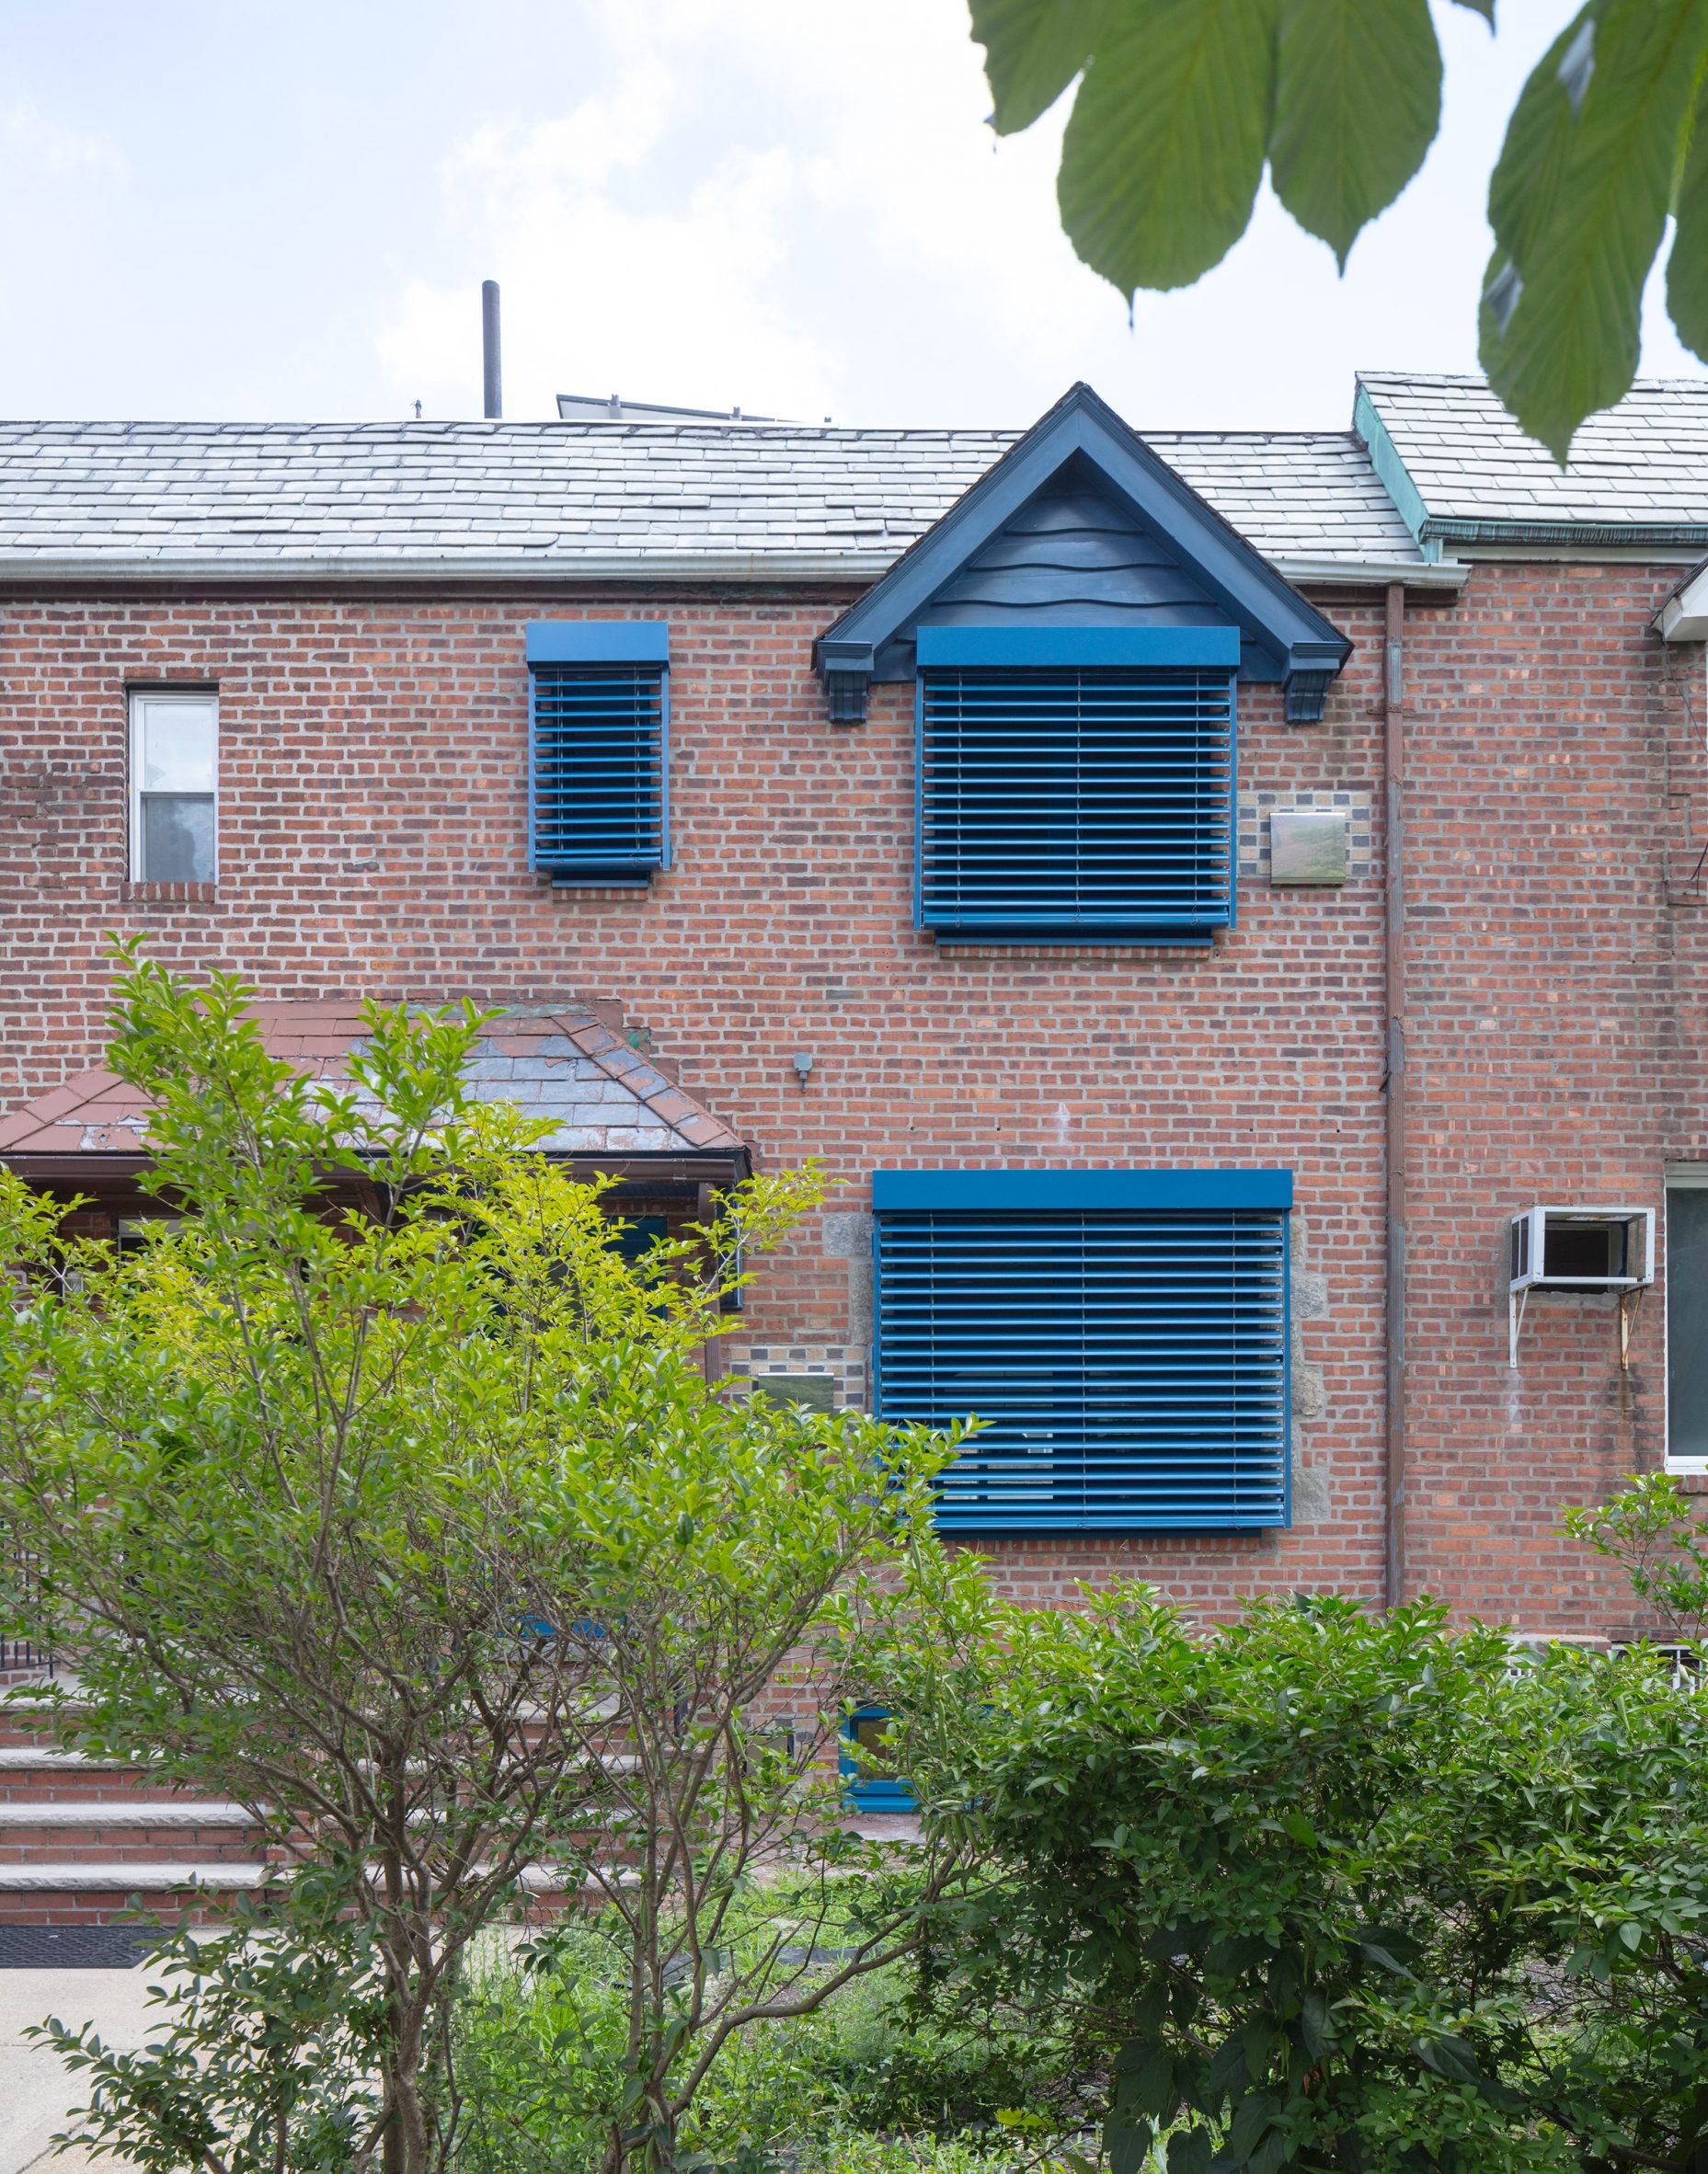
0, 1004, 746, 1168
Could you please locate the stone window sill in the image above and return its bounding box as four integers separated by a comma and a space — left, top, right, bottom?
120, 881, 220, 906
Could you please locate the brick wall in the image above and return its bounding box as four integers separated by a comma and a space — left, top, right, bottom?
1398, 562, 1703, 1638
0, 567, 1693, 1631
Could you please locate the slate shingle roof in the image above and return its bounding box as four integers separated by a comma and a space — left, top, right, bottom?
1358, 372, 1708, 540
0, 418, 1421, 574
0, 1005, 744, 1161
7, 372, 1705, 578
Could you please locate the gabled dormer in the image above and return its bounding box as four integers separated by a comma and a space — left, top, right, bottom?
814, 384, 1352, 946
815, 383, 1350, 722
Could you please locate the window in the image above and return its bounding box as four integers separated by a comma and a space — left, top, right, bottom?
608, 1214, 670, 1266
840, 1707, 914, 1812
874, 1169, 1290, 1531
527, 622, 669, 882
915, 627, 1237, 943
129, 692, 216, 883
1668, 1172, 1708, 1466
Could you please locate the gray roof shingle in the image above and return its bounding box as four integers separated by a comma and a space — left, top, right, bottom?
0, 1003, 747, 1161
1358, 372, 1708, 541
0, 417, 1421, 576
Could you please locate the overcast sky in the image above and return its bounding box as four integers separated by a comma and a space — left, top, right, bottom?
5, 0, 1704, 433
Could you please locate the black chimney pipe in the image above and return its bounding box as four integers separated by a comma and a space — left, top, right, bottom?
481, 280, 501, 419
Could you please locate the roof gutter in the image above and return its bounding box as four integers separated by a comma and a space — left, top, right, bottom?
1419, 519, 1708, 553
1656, 559, 1708, 639
2, 1147, 752, 1190
0, 554, 1473, 594
1276, 555, 1469, 591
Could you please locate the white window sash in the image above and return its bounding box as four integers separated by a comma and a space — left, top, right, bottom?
1664, 1168, 1708, 1471
128, 692, 218, 883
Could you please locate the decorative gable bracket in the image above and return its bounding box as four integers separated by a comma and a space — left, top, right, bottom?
813, 383, 1351, 727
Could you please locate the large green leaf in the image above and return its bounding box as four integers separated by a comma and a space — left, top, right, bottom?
1269, 0, 1443, 266
970, 0, 1106, 132
1667, 65, 1708, 359
1056, 0, 1279, 293
1480, 0, 1708, 458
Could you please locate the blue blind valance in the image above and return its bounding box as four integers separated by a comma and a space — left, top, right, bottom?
917, 664, 1234, 940
526, 623, 669, 882
874, 1182, 1290, 1532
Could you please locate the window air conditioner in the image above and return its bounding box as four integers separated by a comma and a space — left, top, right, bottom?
1507, 1205, 1655, 1368
1507, 1206, 1655, 1293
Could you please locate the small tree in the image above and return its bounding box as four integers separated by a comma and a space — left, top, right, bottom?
0, 954, 974, 2174
1561, 1471, 1708, 1647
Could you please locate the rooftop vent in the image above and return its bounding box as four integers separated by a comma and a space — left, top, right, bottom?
555, 392, 808, 426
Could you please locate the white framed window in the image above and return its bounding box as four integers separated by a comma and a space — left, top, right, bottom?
129, 691, 217, 883
1666, 1167, 1708, 1470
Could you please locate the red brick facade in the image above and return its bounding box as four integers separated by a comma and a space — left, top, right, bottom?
1, 562, 1699, 1636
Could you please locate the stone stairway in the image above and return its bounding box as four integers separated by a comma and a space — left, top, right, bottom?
0, 1690, 596, 1939
0, 1699, 273, 1928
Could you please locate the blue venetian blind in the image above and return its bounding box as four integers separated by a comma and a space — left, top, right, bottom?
874, 1174, 1289, 1532
918, 665, 1234, 937
526, 623, 670, 882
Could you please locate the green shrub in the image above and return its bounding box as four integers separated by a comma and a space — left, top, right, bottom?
895, 1587, 1708, 2174
807, 1964, 1088, 2137
455, 1922, 850, 2174
452, 1922, 1086, 2170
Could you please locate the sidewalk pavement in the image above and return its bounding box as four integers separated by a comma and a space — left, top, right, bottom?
0, 1967, 151, 2173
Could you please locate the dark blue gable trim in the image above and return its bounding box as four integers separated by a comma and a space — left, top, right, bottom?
814, 383, 1348, 724
872, 1169, 1294, 1214
526, 620, 671, 665
915, 624, 1241, 669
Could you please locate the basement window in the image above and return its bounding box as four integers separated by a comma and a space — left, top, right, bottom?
129, 692, 216, 883
840, 1707, 914, 1813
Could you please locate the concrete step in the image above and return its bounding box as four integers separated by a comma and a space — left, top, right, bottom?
0, 1748, 235, 1805
0, 1802, 258, 1828
0, 1862, 271, 1892
0, 1859, 275, 1927
0, 1748, 144, 1770
0, 1811, 265, 1863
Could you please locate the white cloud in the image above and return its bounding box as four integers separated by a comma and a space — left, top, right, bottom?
0, 99, 127, 181
375, 0, 1707, 431
376, 56, 838, 423
374, 0, 1101, 425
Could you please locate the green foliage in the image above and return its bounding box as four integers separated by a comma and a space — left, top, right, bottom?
794, 1962, 1090, 2137
899, 1585, 1708, 2172
969, 0, 1708, 459
32, 1879, 390, 2174
1056, 0, 1278, 294
454, 1917, 840, 2174
1268, 1, 1443, 271
1562, 1470, 1708, 1643
1480, 1, 1708, 456
0, 949, 972, 2174
452, 1921, 1086, 2173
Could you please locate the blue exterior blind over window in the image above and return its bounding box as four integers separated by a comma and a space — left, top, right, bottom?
874, 1172, 1290, 1532
527, 623, 669, 881
917, 658, 1234, 938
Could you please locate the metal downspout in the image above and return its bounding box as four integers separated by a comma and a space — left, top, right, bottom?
1383, 583, 1408, 1609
